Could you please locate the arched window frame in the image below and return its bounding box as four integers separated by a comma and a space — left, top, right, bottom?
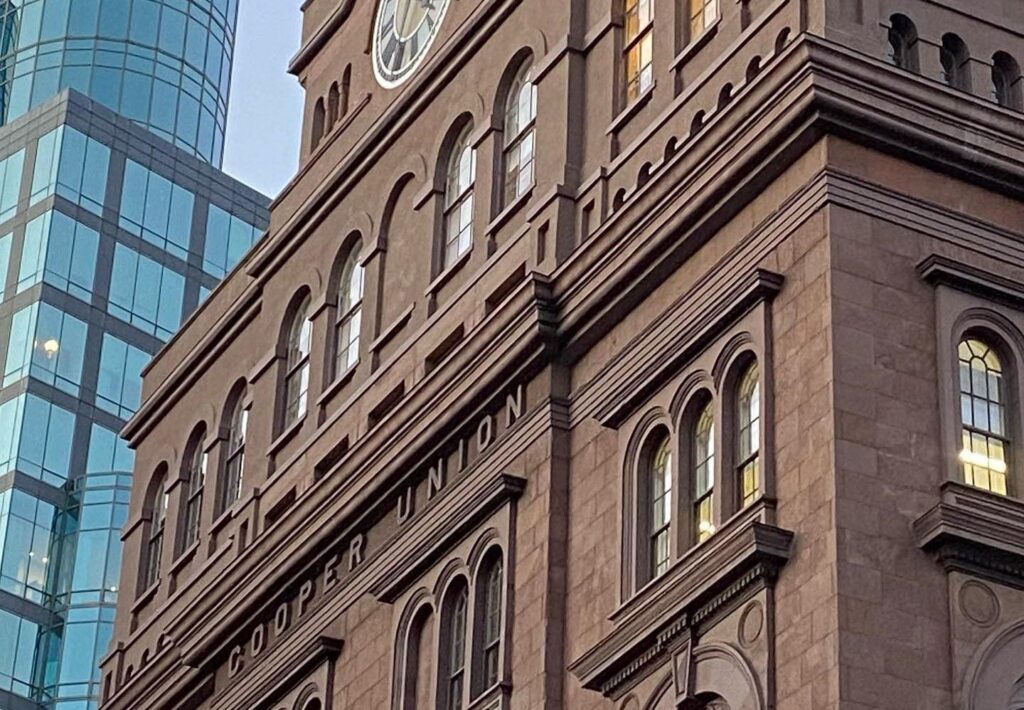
441, 122, 476, 270
623, 0, 653, 102
311, 97, 326, 150
635, 425, 673, 586
500, 58, 537, 208
398, 600, 436, 710
282, 293, 313, 428
327, 83, 340, 129
733, 358, 761, 508
993, 52, 1023, 110
330, 239, 364, 381
179, 424, 208, 552
957, 333, 1014, 497
221, 384, 250, 512
472, 548, 505, 697
887, 14, 919, 73
941, 33, 972, 91
691, 396, 716, 544
435, 577, 469, 710
141, 467, 168, 591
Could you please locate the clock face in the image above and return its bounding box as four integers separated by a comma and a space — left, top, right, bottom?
372, 0, 451, 89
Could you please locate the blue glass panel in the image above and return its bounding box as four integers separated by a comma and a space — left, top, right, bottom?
18, 211, 98, 301
0, 149, 24, 222
96, 334, 147, 419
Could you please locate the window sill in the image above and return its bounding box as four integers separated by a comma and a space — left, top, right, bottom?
209, 494, 249, 538
131, 580, 159, 614
914, 480, 1024, 586
267, 414, 307, 458
485, 189, 533, 239
369, 303, 415, 356
316, 362, 359, 407
670, 20, 720, 71
170, 540, 199, 576
468, 681, 511, 710
424, 247, 472, 298
606, 83, 655, 136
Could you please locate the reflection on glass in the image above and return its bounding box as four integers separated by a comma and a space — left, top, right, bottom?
958, 338, 1010, 496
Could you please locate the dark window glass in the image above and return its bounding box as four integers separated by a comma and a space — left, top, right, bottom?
481, 557, 503, 690
283, 297, 312, 426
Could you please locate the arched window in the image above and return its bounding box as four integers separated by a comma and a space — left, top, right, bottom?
181, 425, 207, 550
328, 83, 340, 128
311, 98, 326, 149
623, 0, 653, 101
502, 60, 537, 207
475, 551, 504, 693
941, 34, 971, 91
222, 391, 249, 510
302, 699, 323, 710
736, 362, 760, 507
437, 581, 468, 710
283, 296, 312, 427
646, 431, 673, 580
993, 52, 1022, 110
693, 400, 715, 543
402, 605, 436, 710
958, 337, 1010, 496
887, 14, 919, 72
333, 243, 364, 379
688, 0, 719, 41
142, 472, 167, 589
443, 124, 476, 268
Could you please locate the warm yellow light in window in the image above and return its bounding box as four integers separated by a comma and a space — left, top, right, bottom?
958, 448, 1008, 474
698, 520, 716, 535
41, 339, 60, 358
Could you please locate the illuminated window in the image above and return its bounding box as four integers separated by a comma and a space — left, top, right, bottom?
624, 0, 653, 102
333, 244, 364, 378
958, 338, 1010, 496
444, 125, 476, 268
502, 60, 537, 207
736, 362, 760, 506
693, 401, 716, 542
283, 296, 312, 427
647, 433, 673, 578
688, 0, 719, 40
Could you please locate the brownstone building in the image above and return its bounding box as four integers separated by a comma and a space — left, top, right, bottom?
97, 0, 1024, 708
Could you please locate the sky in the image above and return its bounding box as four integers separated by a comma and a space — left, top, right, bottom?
222, 0, 306, 199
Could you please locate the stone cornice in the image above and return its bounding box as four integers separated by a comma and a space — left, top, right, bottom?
568, 502, 793, 698
917, 255, 1024, 311
914, 481, 1024, 590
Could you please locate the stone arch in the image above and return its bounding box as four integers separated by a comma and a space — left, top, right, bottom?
690, 643, 763, 710
965, 619, 1024, 710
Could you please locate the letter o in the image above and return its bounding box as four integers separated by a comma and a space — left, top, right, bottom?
250, 623, 266, 657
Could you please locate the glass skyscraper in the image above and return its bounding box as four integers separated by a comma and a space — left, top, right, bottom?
0, 2, 268, 710
0, 0, 238, 165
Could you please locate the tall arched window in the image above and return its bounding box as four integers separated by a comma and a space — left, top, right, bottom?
941, 34, 971, 91
438, 581, 468, 710
444, 125, 476, 268
623, 0, 653, 102
328, 83, 340, 128
311, 98, 326, 149
693, 400, 715, 543
475, 551, 504, 693
736, 362, 760, 507
688, 0, 719, 41
222, 391, 249, 510
647, 432, 673, 579
887, 14, 919, 72
993, 52, 1022, 110
181, 425, 207, 550
958, 337, 1010, 496
502, 60, 537, 207
402, 605, 436, 710
142, 472, 167, 589
283, 296, 312, 427
333, 244, 364, 379
341, 66, 352, 118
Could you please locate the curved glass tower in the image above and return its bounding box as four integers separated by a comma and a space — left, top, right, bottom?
0, 0, 239, 165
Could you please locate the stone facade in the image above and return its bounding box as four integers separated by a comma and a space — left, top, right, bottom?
100, 1, 1024, 709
